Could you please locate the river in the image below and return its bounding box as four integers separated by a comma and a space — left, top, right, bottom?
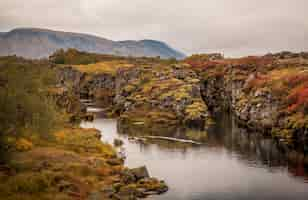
81, 110, 308, 200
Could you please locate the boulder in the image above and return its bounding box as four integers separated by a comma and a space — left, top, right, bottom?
114, 138, 124, 147
130, 166, 149, 180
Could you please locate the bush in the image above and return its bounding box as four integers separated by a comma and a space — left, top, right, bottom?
287, 85, 308, 113
0, 56, 62, 162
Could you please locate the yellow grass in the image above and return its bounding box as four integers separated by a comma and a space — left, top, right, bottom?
71, 61, 134, 75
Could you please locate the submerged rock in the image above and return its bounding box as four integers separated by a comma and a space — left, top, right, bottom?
130, 166, 150, 180
114, 138, 124, 147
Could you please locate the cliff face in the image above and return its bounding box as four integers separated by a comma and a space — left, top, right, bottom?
0, 28, 185, 59
185, 53, 308, 143
55, 51, 308, 144
55, 60, 210, 133
56, 65, 117, 117
115, 64, 210, 130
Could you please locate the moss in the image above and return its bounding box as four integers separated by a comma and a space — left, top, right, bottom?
286, 113, 308, 129
120, 108, 178, 127
185, 129, 208, 142
70, 61, 134, 76
271, 128, 294, 142
184, 101, 207, 121
159, 84, 191, 101
137, 178, 168, 193
123, 85, 136, 93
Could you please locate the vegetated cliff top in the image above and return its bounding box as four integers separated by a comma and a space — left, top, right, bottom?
184, 51, 308, 141
0, 27, 185, 59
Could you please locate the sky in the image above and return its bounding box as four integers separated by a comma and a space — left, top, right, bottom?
0, 0, 307, 57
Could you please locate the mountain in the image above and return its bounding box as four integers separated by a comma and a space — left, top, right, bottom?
0, 28, 185, 59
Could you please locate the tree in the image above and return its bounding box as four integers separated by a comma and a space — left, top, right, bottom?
0, 56, 61, 163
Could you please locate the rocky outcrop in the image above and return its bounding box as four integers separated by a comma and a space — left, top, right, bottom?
186, 54, 308, 143
201, 71, 281, 132
115, 64, 211, 129
56, 66, 116, 110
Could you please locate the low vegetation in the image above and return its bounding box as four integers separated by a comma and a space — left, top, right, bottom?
0, 54, 169, 199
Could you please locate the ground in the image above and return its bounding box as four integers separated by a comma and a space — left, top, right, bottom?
0, 127, 167, 200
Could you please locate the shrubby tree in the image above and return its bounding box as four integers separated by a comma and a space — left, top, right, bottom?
0, 56, 61, 162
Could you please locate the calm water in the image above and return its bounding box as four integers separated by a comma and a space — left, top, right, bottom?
81, 112, 308, 200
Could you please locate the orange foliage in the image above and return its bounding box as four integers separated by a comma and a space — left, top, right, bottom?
185, 55, 274, 71
286, 73, 308, 88
230, 56, 274, 67
185, 60, 220, 69
97, 166, 113, 176
287, 85, 308, 112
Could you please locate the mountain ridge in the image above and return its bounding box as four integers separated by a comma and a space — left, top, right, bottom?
0, 28, 185, 59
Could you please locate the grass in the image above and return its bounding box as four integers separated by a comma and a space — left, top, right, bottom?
53, 127, 116, 157
0, 126, 121, 200
71, 61, 134, 75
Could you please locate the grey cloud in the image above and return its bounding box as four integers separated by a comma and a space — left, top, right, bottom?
0, 0, 307, 57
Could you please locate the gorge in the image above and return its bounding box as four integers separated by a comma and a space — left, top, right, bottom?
1, 49, 308, 199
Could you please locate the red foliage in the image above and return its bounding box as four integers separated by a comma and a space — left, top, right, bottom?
287, 86, 308, 112
286, 73, 308, 88
185, 60, 220, 69
231, 56, 274, 66
185, 56, 274, 72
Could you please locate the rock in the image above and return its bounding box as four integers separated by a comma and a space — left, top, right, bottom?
58, 180, 78, 193
130, 166, 149, 180
115, 64, 211, 129
304, 155, 308, 167
83, 114, 94, 121
88, 192, 103, 200
100, 185, 116, 197
112, 183, 124, 192
137, 178, 169, 195
117, 184, 137, 197
114, 138, 124, 147
121, 169, 137, 184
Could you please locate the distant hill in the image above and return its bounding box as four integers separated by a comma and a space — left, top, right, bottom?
0, 28, 185, 59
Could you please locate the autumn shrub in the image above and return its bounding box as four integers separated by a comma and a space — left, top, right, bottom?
286, 73, 308, 88
287, 85, 308, 113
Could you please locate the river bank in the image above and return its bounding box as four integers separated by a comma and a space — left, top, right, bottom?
0, 126, 168, 200
82, 111, 308, 200
0, 55, 168, 200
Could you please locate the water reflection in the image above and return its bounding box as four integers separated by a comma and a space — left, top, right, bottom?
82, 112, 308, 200
210, 113, 308, 180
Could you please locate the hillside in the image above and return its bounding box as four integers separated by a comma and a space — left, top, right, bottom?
0, 28, 185, 59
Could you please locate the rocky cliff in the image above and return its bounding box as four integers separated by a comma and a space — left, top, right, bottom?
55, 51, 308, 144
185, 53, 308, 144
115, 64, 211, 132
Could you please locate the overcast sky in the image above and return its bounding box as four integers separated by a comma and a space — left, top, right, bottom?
0, 0, 307, 57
